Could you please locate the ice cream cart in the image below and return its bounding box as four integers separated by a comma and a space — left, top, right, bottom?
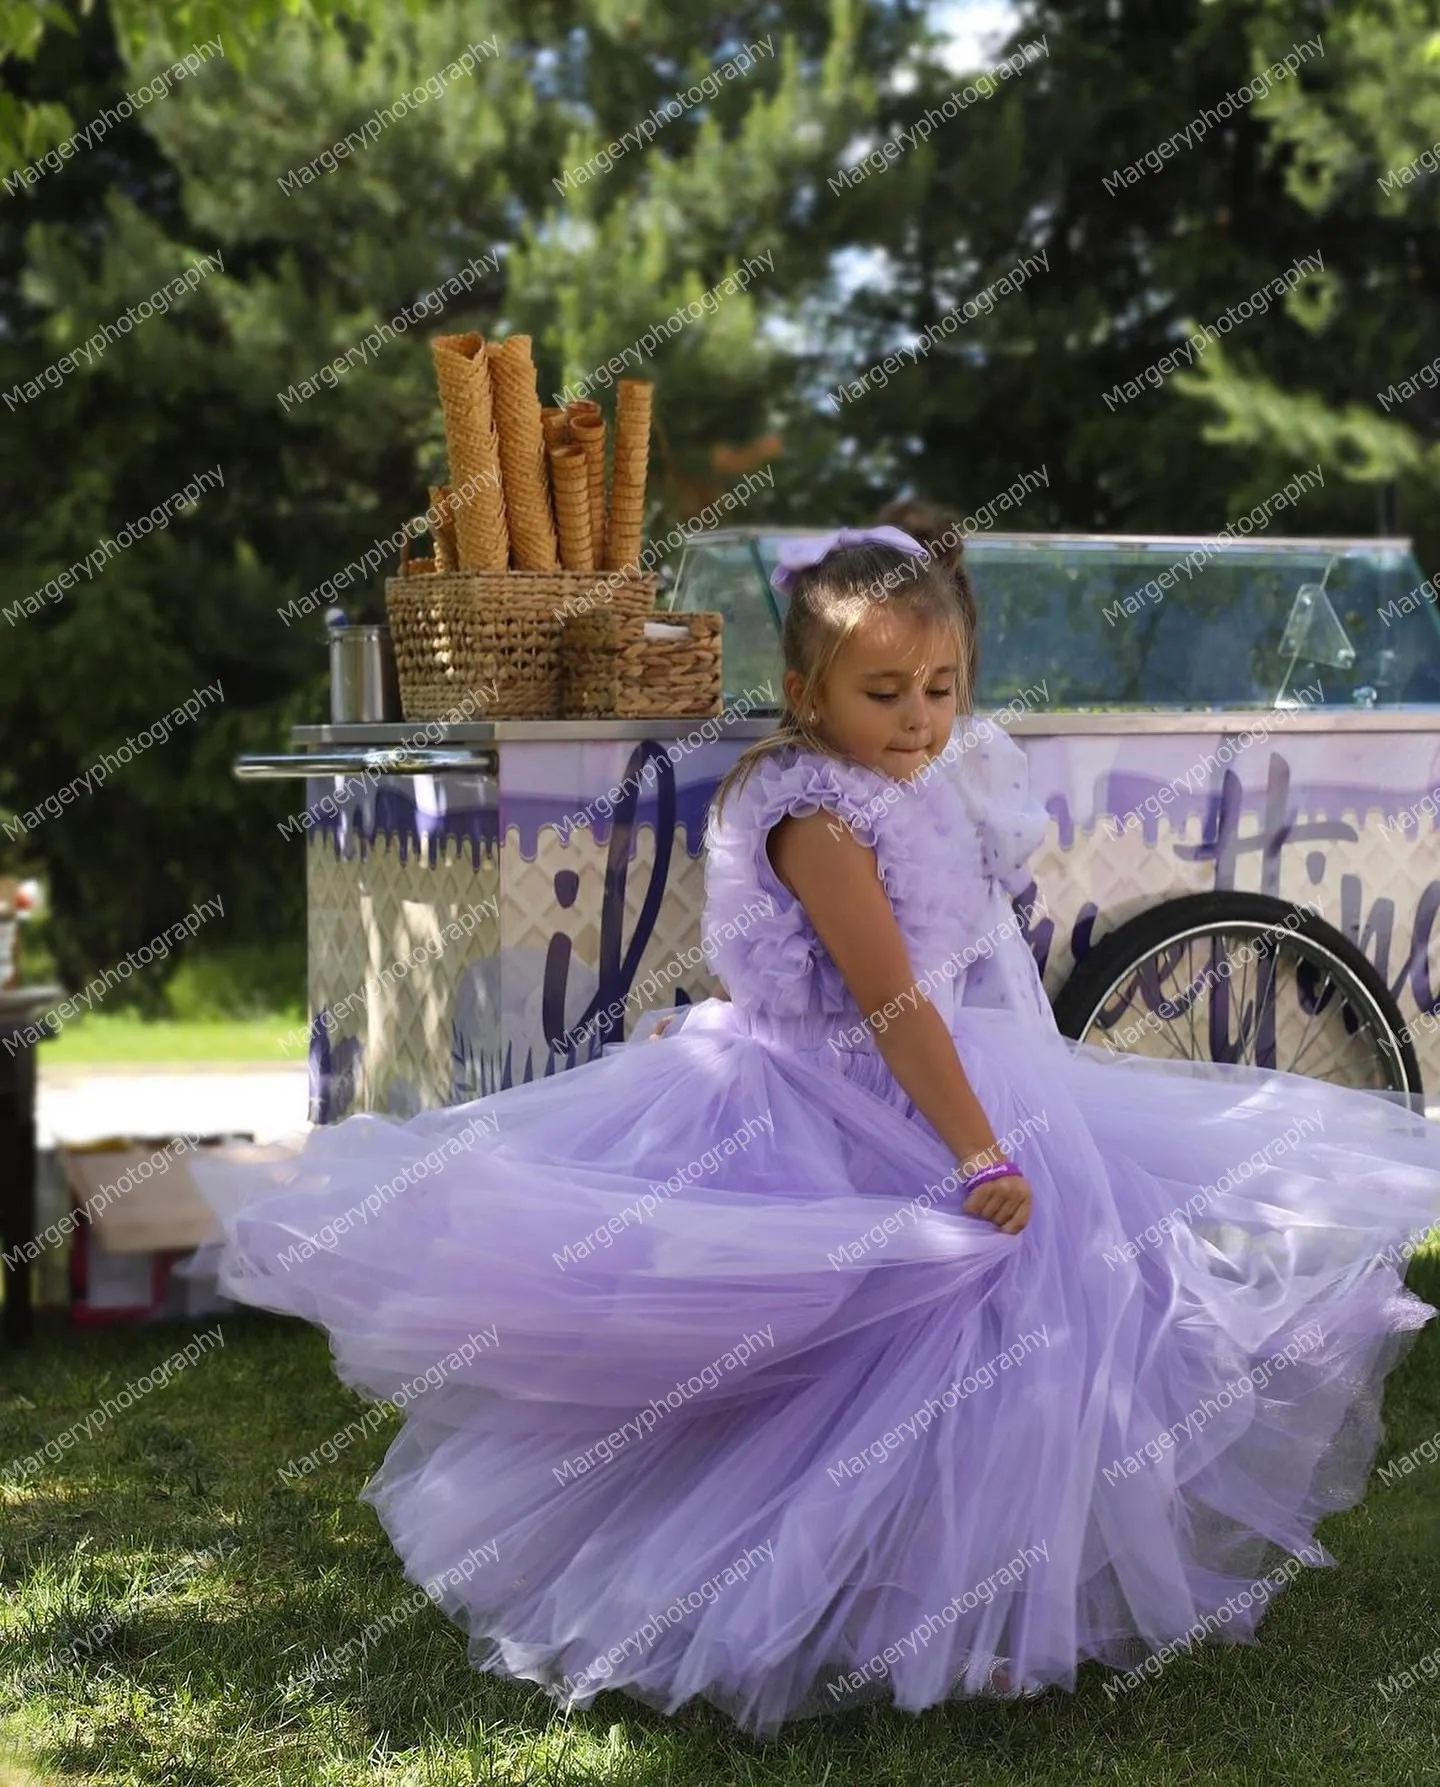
235, 529, 1440, 1120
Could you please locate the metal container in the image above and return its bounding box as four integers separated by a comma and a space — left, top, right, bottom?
329, 624, 401, 723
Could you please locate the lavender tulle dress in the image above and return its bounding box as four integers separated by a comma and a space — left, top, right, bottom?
192, 724, 1440, 1735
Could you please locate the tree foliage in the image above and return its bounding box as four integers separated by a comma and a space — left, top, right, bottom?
2, 0, 1437, 1006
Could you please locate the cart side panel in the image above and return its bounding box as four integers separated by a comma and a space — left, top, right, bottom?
1019, 726, 1440, 1087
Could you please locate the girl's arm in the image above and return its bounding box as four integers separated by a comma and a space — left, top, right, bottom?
768, 810, 1030, 1233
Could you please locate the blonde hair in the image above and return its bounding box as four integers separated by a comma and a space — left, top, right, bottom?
874, 497, 981, 692
712, 539, 972, 821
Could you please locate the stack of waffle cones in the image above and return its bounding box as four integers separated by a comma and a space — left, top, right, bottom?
602, 380, 651, 573
427, 330, 653, 581
430, 334, 509, 570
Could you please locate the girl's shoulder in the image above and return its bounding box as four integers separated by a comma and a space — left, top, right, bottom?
700, 741, 988, 1023
705, 742, 980, 916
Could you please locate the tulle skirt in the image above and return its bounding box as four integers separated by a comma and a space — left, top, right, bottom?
191, 997, 1440, 1735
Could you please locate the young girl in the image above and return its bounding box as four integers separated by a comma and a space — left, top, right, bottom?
194, 527, 1440, 1738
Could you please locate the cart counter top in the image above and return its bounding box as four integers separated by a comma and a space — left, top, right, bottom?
229, 705, 1440, 781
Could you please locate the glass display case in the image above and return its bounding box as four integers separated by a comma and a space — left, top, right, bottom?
666, 529, 1440, 711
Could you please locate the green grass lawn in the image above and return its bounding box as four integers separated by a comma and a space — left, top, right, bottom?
36, 1012, 310, 1068
3, 1275, 1440, 1787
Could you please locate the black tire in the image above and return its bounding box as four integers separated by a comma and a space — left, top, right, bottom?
1052, 892, 1424, 1099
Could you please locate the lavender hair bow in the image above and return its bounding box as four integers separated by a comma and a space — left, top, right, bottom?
768, 525, 928, 594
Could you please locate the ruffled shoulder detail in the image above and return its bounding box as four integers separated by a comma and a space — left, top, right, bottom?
701, 747, 988, 1024
701, 750, 887, 1022
940, 719, 1049, 894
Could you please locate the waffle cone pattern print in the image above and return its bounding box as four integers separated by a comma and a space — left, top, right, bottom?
191, 722, 1440, 1737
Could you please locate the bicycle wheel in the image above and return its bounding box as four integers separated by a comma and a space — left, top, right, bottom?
1051, 892, 1423, 1099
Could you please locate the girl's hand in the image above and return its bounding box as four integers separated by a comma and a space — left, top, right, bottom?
963, 1170, 1032, 1235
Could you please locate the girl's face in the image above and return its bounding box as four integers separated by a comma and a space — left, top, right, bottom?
785, 607, 960, 781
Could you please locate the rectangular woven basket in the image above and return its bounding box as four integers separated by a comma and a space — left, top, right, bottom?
385, 556, 657, 720
561, 611, 723, 719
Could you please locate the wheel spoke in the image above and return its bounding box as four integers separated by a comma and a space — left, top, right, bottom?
1080, 918, 1407, 1097
1237, 934, 1255, 1066
1283, 965, 1346, 1076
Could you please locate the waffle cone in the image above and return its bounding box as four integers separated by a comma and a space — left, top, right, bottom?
604, 379, 652, 570
568, 414, 608, 564
548, 443, 594, 571
430, 335, 509, 570
541, 407, 571, 451
491, 342, 558, 571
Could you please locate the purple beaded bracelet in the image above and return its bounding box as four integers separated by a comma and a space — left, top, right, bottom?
959, 1160, 1020, 1196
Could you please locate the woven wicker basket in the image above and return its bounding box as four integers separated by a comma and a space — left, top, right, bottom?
385, 552, 658, 720
562, 611, 723, 719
